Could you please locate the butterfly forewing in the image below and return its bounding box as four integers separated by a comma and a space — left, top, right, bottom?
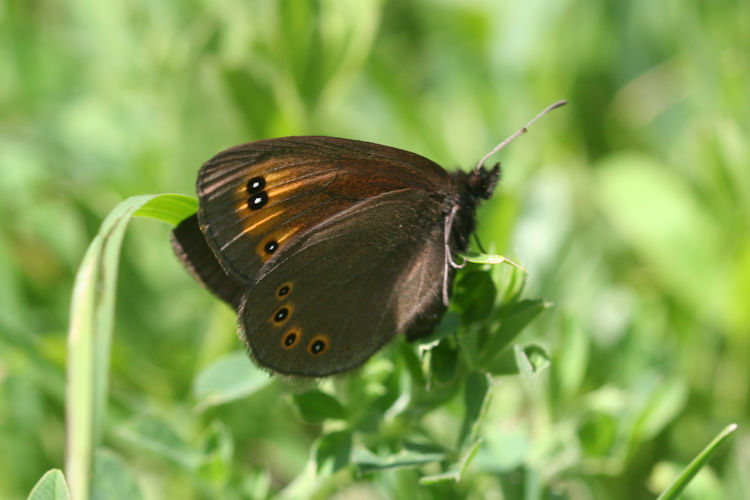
196, 136, 452, 284
237, 190, 449, 377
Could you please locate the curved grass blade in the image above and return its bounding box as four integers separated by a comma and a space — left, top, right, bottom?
65, 194, 196, 500
133, 194, 197, 225
656, 423, 738, 500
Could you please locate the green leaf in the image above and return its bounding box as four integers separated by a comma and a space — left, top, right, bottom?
514, 344, 550, 378
238, 468, 272, 500
133, 194, 197, 225
418, 470, 461, 485
459, 439, 483, 477
485, 342, 550, 377
353, 446, 446, 473
197, 421, 234, 481
419, 439, 483, 485
291, 390, 347, 422
482, 348, 519, 376
473, 429, 530, 473
90, 450, 143, 500
452, 269, 497, 323
115, 414, 201, 470
416, 311, 461, 351
193, 351, 272, 410
66, 193, 191, 500
478, 299, 548, 368
523, 344, 551, 374
657, 423, 738, 500
429, 338, 460, 384
457, 372, 491, 448
27, 469, 70, 500
578, 410, 619, 457
459, 251, 528, 272
497, 264, 528, 305
315, 430, 353, 474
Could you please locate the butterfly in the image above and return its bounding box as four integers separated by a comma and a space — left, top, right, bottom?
171, 101, 565, 377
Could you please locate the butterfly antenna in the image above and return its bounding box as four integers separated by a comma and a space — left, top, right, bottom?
474, 100, 567, 173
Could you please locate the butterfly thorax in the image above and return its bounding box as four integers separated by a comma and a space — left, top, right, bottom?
448, 164, 500, 252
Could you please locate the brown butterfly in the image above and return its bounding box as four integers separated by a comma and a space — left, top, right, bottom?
171, 101, 565, 377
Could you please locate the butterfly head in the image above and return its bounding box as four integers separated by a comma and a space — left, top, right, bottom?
467, 163, 501, 201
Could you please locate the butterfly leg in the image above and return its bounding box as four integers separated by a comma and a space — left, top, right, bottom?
442, 205, 467, 306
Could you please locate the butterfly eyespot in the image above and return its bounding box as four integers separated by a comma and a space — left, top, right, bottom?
276, 282, 292, 298
269, 304, 293, 326
274, 307, 289, 322
248, 192, 268, 210
264, 240, 279, 254
246, 176, 266, 193
281, 330, 300, 349
255, 228, 302, 262
308, 335, 329, 355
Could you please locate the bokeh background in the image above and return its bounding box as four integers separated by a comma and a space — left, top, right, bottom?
1, 1, 748, 498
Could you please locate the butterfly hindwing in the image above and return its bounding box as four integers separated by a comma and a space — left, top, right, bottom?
170, 214, 244, 308
195, 136, 452, 284
237, 189, 450, 377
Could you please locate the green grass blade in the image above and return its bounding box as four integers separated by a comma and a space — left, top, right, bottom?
656, 423, 738, 500
65, 194, 193, 500
133, 194, 198, 225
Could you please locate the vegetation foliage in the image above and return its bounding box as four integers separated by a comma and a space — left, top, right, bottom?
1, 1, 748, 499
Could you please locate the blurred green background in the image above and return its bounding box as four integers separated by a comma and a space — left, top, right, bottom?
1, 0, 748, 498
